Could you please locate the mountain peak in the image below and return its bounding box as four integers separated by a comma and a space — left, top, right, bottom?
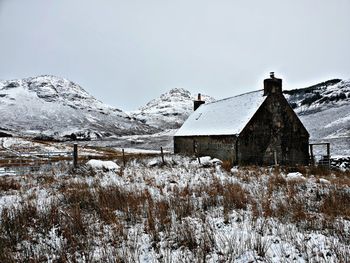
165, 88, 191, 98
132, 88, 215, 129
0, 75, 156, 139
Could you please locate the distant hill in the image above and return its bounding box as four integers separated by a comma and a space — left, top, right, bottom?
130, 88, 215, 129
0, 75, 156, 140
284, 79, 350, 140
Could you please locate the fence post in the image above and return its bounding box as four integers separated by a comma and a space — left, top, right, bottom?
122, 149, 126, 167
160, 147, 165, 165
326, 143, 330, 168
309, 144, 314, 165
73, 143, 78, 168
274, 150, 278, 166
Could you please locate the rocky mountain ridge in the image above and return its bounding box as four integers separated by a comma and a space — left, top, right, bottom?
284, 79, 350, 140
130, 88, 215, 129
0, 75, 156, 140
130, 88, 215, 130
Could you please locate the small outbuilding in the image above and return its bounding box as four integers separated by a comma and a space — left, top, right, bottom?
174, 73, 310, 165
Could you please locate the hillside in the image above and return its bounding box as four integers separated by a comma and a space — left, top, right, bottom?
131, 88, 215, 129
284, 79, 350, 139
0, 75, 156, 140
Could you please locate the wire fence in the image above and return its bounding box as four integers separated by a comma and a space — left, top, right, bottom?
0, 144, 169, 176
0, 139, 347, 177
0, 150, 73, 176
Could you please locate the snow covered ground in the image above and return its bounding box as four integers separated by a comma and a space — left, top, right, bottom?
0, 137, 104, 157
0, 155, 348, 262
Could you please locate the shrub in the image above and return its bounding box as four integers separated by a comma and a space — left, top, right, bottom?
0, 178, 21, 191
321, 188, 350, 219
221, 160, 232, 172
300, 92, 322, 106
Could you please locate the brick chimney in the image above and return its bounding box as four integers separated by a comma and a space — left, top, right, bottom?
194, 93, 205, 111
263, 72, 282, 96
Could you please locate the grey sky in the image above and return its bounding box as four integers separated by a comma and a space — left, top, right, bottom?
0, 0, 349, 110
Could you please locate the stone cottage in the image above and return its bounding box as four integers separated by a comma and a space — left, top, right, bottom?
174, 73, 310, 165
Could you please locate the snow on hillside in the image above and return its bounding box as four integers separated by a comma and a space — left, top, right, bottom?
284, 79, 350, 139
0, 75, 156, 140
283, 79, 350, 156
131, 88, 215, 129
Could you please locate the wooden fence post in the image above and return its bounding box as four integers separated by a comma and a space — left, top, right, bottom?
122, 149, 126, 167
73, 143, 78, 168
309, 144, 314, 165
160, 147, 165, 165
274, 150, 278, 166
326, 143, 330, 168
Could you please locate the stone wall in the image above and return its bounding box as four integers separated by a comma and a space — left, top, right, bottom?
239, 93, 309, 165
174, 135, 237, 162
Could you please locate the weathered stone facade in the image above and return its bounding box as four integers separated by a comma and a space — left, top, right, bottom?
174, 74, 310, 166
174, 135, 238, 163
237, 93, 309, 165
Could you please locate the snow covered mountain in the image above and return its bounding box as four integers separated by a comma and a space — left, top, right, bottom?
284, 79, 350, 139
285, 79, 350, 156
0, 75, 156, 140
131, 88, 215, 129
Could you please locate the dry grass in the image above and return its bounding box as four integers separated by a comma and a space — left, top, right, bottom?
0, 158, 349, 261
0, 178, 21, 191
321, 188, 350, 219
221, 160, 232, 172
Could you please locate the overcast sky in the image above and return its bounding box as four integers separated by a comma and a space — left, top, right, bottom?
0, 0, 349, 110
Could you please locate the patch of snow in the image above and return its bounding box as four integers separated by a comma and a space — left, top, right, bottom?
0, 168, 17, 176
319, 178, 331, 184
120, 148, 168, 154
199, 156, 212, 165
191, 156, 223, 167
285, 172, 306, 181
231, 166, 239, 173
86, 159, 120, 170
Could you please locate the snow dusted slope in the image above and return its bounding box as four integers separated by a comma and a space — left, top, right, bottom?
131, 88, 215, 129
0, 75, 156, 139
284, 79, 350, 139
284, 79, 350, 156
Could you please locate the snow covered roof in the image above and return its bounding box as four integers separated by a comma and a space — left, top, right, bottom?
175, 90, 266, 136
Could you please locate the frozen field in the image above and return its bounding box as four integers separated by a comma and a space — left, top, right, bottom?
0, 154, 349, 262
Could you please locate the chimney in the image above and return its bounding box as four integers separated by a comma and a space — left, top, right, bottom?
263, 72, 282, 96
194, 93, 205, 111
